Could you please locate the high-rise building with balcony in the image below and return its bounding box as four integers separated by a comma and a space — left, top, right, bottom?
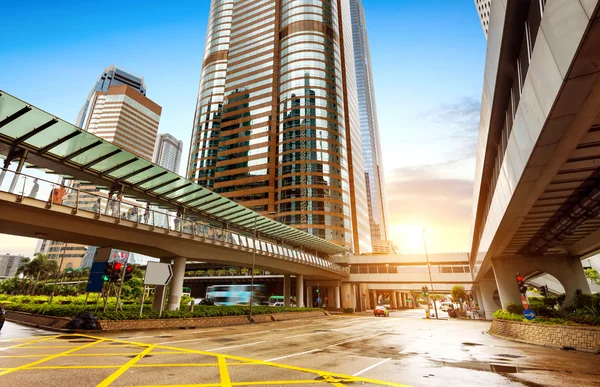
474, 0, 492, 38
350, 0, 390, 252
188, 0, 372, 253
153, 133, 184, 173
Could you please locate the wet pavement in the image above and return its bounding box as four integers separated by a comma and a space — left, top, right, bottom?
1, 310, 599, 386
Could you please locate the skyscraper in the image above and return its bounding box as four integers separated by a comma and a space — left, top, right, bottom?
474, 0, 492, 38
350, 0, 390, 253
153, 133, 184, 173
76, 65, 146, 128
48, 66, 161, 268
188, 0, 372, 253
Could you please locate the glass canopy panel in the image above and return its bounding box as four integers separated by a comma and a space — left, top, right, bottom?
48, 133, 101, 159
139, 171, 179, 190
26, 120, 78, 149
92, 152, 137, 173
163, 183, 205, 200
0, 94, 26, 122
70, 141, 120, 165
153, 178, 188, 195
125, 166, 164, 185
0, 109, 55, 139
108, 159, 152, 180
200, 198, 231, 212
218, 206, 246, 218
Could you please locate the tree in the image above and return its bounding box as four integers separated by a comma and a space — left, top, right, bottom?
585, 268, 600, 285
451, 285, 467, 311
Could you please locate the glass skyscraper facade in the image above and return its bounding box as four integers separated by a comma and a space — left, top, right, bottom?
350, 0, 389, 252
153, 133, 184, 174
188, 0, 372, 253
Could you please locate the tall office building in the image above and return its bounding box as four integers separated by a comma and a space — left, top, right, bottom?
76, 65, 146, 128
188, 0, 372, 253
474, 0, 492, 38
350, 0, 390, 253
48, 67, 161, 269
153, 133, 184, 173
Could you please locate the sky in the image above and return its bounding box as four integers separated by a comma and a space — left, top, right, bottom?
0, 0, 486, 256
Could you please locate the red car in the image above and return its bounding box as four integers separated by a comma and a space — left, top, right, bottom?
373, 305, 390, 317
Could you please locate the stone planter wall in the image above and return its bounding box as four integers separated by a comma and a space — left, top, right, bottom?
97, 310, 327, 331
490, 319, 600, 353
6, 311, 71, 329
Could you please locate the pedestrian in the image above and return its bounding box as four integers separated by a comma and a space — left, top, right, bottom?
131, 205, 138, 221
145, 202, 150, 224
92, 197, 99, 213
28, 178, 39, 198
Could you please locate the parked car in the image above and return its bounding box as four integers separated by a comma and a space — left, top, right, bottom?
440, 302, 453, 311
373, 305, 389, 317
199, 298, 215, 306
272, 302, 284, 307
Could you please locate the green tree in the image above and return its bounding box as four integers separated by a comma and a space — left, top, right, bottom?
451, 285, 467, 310
585, 268, 600, 285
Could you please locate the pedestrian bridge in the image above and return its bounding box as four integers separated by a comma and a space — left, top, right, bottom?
0, 90, 348, 280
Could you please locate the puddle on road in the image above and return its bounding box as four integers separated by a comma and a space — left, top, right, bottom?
496, 353, 523, 359
462, 342, 483, 346
56, 335, 98, 341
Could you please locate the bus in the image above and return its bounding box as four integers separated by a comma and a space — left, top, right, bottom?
182, 287, 191, 297
206, 284, 267, 306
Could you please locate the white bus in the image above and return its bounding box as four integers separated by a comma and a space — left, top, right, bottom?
206, 284, 267, 306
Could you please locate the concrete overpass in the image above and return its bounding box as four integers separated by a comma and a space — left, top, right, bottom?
470, 1, 600, 318
0, 90, 349, 311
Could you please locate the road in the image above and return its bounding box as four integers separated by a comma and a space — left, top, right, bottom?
1, 310, 599, 386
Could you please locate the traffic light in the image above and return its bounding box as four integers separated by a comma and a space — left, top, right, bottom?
468, 293, 473, 302
103, 262, 113, 282
516, 274, 526, 294
421, 286, 429, 296
124, 265, 134, 282
316, 288, 319, 293
540, 285, 548, 298
111, 262, 123, 283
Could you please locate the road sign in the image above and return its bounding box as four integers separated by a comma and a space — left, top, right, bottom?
144, 262, 173, 285
316, 297, 322, 304
86, 262, 108, 293
523, 309, 536, 320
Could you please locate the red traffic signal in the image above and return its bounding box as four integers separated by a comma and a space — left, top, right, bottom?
114, 262, 123, 271
516, 275, 523, 282
126, 265, 134, 273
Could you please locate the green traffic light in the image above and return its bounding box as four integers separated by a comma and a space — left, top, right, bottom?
316, 289, 319, 292
102, 274, 110, 282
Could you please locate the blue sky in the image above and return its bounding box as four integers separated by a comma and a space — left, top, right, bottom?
0, 0, 486, 255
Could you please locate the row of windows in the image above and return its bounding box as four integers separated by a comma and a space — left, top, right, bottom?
349, 265, 471, 274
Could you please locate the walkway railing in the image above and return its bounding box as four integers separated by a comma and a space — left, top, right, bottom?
0, 170, 348, 276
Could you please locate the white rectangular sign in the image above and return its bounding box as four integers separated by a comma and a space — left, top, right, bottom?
144, 262, 173, 285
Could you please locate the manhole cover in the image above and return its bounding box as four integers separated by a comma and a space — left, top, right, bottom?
462, 342, 482, 346
56, 335, 97, 341
313, 330, 330, 332
155, 335, 173, 338
496, 354, 523, 359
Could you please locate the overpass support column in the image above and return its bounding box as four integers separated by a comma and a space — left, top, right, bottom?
391, 291, 398, 309
479, 279, 499, 320
341, 282, 352, 309
401, 293, 407, 308
359, 283, 369, 311
307, 286, 313, 307
283, 275, 291, 307
296, 274, 304, 307
334, 286, 341, 309
166, 257, 186, 311
492, 260, 528, 309
152, 258, 171, 311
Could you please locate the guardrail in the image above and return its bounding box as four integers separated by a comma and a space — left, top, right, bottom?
0, 170, 349, 276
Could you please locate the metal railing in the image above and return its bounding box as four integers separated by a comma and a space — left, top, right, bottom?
0, 170, 348, 275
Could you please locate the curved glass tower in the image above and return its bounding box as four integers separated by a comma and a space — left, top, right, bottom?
188, 0, 372, 253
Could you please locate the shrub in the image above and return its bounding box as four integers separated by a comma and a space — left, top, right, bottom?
493, 309, 524, 322
506, 302, 524, 315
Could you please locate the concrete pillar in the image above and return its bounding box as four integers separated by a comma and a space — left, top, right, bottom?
166, 257, 186, 311
391, 291, 398, 309
492, 261, 526, 309
341, 282, 352, 309
479, 279, 500, 320
401, 292, 407, 308
152, 257, 171, 311
334, 286, 341, 309
296, 274, 304, 307
307, 286, 313, 307
283, 274, 291, 307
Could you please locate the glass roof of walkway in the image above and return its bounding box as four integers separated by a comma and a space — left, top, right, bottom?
0, 90, 348, 256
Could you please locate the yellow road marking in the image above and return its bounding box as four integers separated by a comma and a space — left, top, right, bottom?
218, 355, 232, 387
96, 345, 154, 387
0, 338, 104, 377
0, 351, 185, 358
27, 365, 120, 369
0, 335, 58, 351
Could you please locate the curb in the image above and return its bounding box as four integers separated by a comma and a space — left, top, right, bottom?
488, 331, 600, 354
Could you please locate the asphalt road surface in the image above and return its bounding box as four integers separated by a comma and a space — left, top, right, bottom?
1, 310, 599, 387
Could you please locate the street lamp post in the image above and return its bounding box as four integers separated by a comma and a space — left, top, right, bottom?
249, 211, 277, 322
422, 229, 438, 320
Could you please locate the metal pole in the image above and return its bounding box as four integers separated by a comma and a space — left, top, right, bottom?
249, 214, 258, 322
139, 286, 147, 318
159, 285, 166, 318
422, 229, 438, 320
83, 292, 89, 311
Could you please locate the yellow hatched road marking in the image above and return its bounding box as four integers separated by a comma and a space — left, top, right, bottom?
0, 335, 58, 350
96, 345, 154, 387
218, 355, 232, 387
0, 338, 105, 377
